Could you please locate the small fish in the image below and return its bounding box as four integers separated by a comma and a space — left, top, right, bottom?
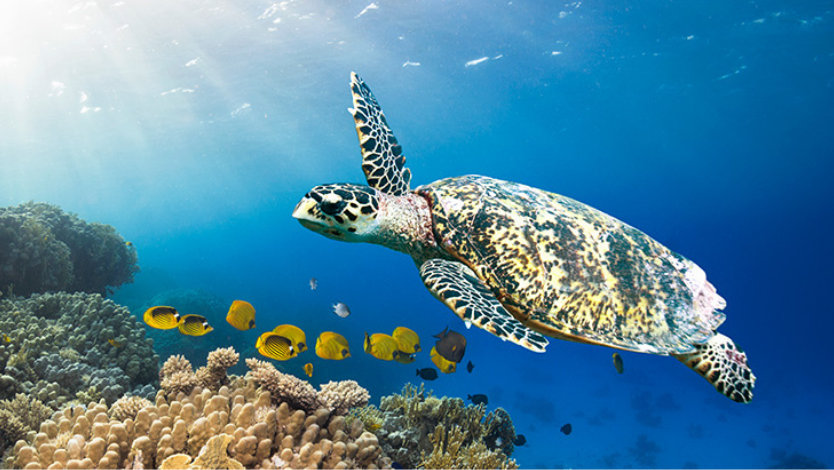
433, 327, 466, 363
392, 350, 416, 364
315, 331, 350, 360
178, 314, 213, 336
143, 306, 181, 330
513, 434, 526, 446
612, 352, 624, 374
495, 437, 503, 447
467, 393, 488, 406
560, 423, 572, 435
392, 326, 420, 353
107, 338, 122, 348
430, 346, 456, 373
273, 324, 307, 352
466, 360, 474, 373
309, 277, 318, 291
364, 332, 399, 361
332, 302, 351, 318
303, 362, 313, 377
226, 300, 256, 330
2, 334, 10, 343
256, 332, 296, 361
125, 241, 133, 247
416, 368, 438, 380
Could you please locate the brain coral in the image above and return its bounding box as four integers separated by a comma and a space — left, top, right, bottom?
0, 292, 159, 409
0, 202, 138, 296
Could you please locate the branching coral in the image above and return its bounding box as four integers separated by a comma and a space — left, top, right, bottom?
0, 202, 138, 296
318, 380, 370, 415
0, 292, 158, 408
109, 396, 153, 422
0, 394, 53, 456
245, 358, 320, 412
195, 347, 239, 391
375, 383, 517, 469
420, 424, 518, 469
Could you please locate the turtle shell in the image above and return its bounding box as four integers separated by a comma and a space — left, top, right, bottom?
417, 175, 726, 355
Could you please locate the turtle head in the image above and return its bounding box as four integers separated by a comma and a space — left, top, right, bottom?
292, 183, 380, 242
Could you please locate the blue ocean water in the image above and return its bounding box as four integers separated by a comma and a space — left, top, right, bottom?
2, 0, 833, 467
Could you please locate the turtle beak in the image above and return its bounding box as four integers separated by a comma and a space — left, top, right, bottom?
292, 197, 318, 220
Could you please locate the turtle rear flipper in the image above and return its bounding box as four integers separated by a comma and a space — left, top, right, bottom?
420, 258, 549, 353
674, 333, 756, 403
349, 72, 411, 196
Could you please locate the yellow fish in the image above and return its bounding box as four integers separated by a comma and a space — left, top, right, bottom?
273, 324, 307, 353
315, 331, 350, 360
2, 334, 11, 343
226, 300, 256, 330
107, 338, 122, 348
392, 350, 416, 364
125, 241, 133, 247
430, 346, 456, 373
304, 362, 313, 377
256, 332, 296, 361
143, 306, 181, 330
178, 314, 214, 336
363, 332, 399, 361
392, 326, 421, 353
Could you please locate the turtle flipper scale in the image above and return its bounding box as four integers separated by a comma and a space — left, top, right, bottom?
420, 258, 549, 353
349, 72, 411, 196
674, 333, 756, 403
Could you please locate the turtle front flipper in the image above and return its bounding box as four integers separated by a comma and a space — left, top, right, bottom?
419, 258, 549, 353
674, 333, 756, 403
349, 72, 411, 196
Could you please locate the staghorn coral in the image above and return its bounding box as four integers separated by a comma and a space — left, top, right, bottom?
0, 202, 138, 296
0, 292, 158, 408
8, 348, 392, 469
420, 424, 517, 469
318, 380, 370, 415
375, 383, 517, 469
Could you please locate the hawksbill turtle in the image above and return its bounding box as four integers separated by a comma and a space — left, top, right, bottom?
293, 72, 756, 403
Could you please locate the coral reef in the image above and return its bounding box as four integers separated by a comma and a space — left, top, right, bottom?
8, 348, 390, 469
245, 359, 369, 414
0, 202, 138, 296
374, 383, 517, 469
421, 424, 518, 469
0, 394, 53, 457
0, 292, 159, 408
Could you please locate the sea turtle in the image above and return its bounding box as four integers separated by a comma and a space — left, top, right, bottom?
293, 72, 756, 403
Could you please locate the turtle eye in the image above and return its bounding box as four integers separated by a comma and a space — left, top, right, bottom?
321, 199, 346, 216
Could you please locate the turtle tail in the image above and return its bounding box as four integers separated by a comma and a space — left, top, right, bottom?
673, 333, 756, 403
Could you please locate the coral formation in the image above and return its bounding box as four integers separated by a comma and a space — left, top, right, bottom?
244, 359, 369, 414
109, 396, 153, 422
0, 202, 138, 296
0, 292, 159, 408
421, 424, 518, 469
8, 348, 390, 469
0, 394, 53, 457
374, 383, 517, 469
